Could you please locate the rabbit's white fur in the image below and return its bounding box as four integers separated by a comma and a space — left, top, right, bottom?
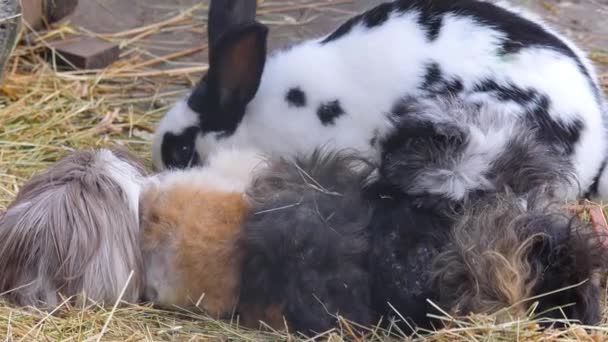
154, 0, 607, 200
149, 147, 265, 194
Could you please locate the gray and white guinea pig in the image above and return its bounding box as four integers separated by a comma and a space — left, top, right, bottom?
0, 148, 148, 308
153, 0, 608, 201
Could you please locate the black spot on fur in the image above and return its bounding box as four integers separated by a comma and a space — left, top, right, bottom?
421, 62, 442, 89
524, 96, 584, 155
390, 98, 414, 118
160, 126, 200, 169
473, 79, 540, 105
321, 2, 395, 44
317, 100, 345, 126
422, 14, 443, 41
286, 87, 307, 108
420, 62, 464, 96
391, 2, 449, 42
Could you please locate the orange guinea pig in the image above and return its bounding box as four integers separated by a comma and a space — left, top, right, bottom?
139, 148, 265, 318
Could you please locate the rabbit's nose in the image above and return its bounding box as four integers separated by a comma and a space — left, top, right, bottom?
143, 286, 158, 302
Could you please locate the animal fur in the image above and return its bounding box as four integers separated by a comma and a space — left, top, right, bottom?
429, 188, 607, 326
238, 149, 375, 335
140, 181, 248, 317
365, 185, 453, 330
138, 144, 607, 334
140, 147, 264, 317
378, 95, 577, 207
368, 187, 607, 330
0, 148, 148, 307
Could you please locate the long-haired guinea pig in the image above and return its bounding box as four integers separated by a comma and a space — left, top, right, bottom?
428, 188, 607, 327
237, 150, 375, 335
0, 148, 148, 308
139, 147, 265, 318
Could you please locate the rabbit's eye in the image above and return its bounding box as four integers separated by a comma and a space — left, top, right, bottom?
179, 144, 191, 155
171, 143, 195, 168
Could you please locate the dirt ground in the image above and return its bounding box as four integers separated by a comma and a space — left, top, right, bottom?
64, 0, 608, 76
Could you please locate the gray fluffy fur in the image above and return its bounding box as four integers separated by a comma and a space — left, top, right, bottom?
0, 148, 148, 308
381, 96, 577, 205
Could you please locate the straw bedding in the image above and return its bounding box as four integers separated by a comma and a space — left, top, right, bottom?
0, 1, 608, 340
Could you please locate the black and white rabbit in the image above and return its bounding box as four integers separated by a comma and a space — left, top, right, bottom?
152, 0, 608, 201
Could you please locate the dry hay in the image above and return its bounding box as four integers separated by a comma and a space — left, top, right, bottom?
0, 1, 608, 340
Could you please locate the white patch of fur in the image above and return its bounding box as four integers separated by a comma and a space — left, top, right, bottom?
96, 149, 147, 222
92, 151, 145, 301
152, 147, 266, 195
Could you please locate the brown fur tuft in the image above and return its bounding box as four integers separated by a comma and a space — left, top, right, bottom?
140, 181, 249, 318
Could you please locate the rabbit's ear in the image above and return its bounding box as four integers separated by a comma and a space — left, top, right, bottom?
208, 0, 258, 46
206, 23, 268, 111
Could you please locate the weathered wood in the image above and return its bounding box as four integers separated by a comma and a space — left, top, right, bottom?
21, 0, 78, 29
49, 37, 119, 69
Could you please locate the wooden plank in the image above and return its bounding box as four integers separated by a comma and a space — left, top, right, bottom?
48, 37, 120, 69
